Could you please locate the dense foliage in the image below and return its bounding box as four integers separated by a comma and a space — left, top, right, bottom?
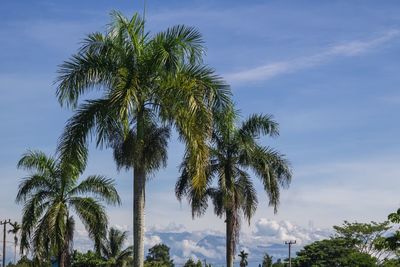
293, 238, 377, 266
144, 244, 174, 267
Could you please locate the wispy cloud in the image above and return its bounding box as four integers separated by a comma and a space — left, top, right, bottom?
225, 30, 400, 83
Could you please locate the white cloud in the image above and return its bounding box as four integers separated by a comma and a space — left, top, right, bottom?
144, 235, 162, 248
225, 30, 400, 83
252, 219, 329, 246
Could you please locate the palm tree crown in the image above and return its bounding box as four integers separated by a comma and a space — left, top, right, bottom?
55, 11, 231, 267
101, 227, 133, 267
16, 150, 121, 266
176, 109, 292, 267
238, 250, 249, 267
8, 221, 21, 264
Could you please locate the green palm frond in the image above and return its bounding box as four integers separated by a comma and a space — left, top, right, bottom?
69, 175, 121, 205
69, 197, 108, 251
239, 113, 279, 139
17, 150, 57, 176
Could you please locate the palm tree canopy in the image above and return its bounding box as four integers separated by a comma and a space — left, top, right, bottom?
8, 222, 21, 235
176, 109, 292, 257
101, 227, 133, 266
16, 150, 121, 259
177, 110, 292, 214
56, 11, 232, 190
238, 250, 249, 266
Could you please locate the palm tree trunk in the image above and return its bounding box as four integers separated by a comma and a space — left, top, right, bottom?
134, 167, 145, 267
134, 110, 146, 267
226, 210, 234, 267
14, 241, 16, 264
59, 252, 65, 267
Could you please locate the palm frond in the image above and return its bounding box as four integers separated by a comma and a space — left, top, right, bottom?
69, 197, 108, 252
239, 114, 279, 139
17, 150, 57, 176
57, 98, 115, 175
68, 175, 121, 205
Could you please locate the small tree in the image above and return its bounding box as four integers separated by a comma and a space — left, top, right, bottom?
293, 238, 377, 266
262, 253, 273, 267
334, 220, 393, 261
238, 250, 248, 267
71, 250, 108, 267
100, 228, 133, 267
8, 222, 21, 264
145, 244, 174, 267
183, 258, 202, 267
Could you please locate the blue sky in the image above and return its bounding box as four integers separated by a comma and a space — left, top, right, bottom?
1, 0, 400, 263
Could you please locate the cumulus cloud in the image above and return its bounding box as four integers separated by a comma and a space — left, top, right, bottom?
252, 219, 329, 246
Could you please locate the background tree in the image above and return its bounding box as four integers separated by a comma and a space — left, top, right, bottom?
271, 259, 284, 267
334, 220, 393, 261
144, 244, 174, 267
176, 110, 292, 267
183, 258, 202, 267
71, 250, 108, 267
262, 253, 273, 267
16, 150, 120, 267
8, 221, 21, 264
385, 209, 400, 255
293, 238, 377, 267
100, 227, 133, 267
56, 11, 231, 267
238, 250, 248, 267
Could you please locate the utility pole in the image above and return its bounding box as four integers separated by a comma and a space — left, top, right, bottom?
0, 220, 11, 267
285, 240, 296, 267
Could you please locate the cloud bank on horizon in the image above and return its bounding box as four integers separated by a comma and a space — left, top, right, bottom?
69, 218, 330, 266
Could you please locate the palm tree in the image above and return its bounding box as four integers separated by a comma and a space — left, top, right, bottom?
101, 227, 133, 267
16, 150, 121, 267
8, 221, 21, 264
55, 11, 231, 267
238, 250, 248, 267
176, 110, 292, 267
262, 253, 273, 267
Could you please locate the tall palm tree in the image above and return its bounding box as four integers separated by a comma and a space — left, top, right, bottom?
238, 250, 248, 267
55, 11, 231, 267
16, 150, 121, 267
176, 110, 292, 267
101, 227, 133, 267
8, 221, 21, 264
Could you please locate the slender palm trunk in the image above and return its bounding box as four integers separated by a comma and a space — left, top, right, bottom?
133, 167, 145, 267
59, 252, 65, 267
226, 210, 234, 267
134, 110, 145, 267
14, 240, 16, 264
